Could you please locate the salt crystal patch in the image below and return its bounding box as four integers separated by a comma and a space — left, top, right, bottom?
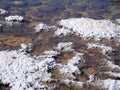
0, 24, 2, 27
58, 52, 84, 80
116, 19, 120, 24
0, 9, 7, 14
36, 50, 60, 59
57, 18, 120, 40
34, 23, 55, 33
61, 79, 84, 87
58, 64, 79, 79
103, 79, 120, 90
68, 52, 84, 65
105, 71, 120, 77
87, 74, 101, 84
20, 43, 33, 52
43, 50, 60, 56
0, 51, 14, 66
20, 43, 28, 50
5, 15, 24, 22
55, 28, 73, 36
106, 60, 120, 69
87, 43, 112, 54
87, 75, 120, 90
56, 42, 74, 52
0, 24, 2, 30
34, 23, 47, 32
0, 49, 57, 90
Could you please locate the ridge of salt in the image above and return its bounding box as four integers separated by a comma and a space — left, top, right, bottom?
56, 18, 120, 40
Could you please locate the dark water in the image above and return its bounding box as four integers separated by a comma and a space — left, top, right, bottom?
0, 0, 120, 24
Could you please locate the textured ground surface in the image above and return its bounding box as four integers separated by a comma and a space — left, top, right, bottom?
0, 0, 120, 90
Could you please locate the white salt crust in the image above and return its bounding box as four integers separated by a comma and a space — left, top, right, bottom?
0, 24, 119, 90
34, 23, 48, 32
34, 23, 55, 33
116, 19, 120, 24
0, 24, 2, 27
0, 9, 7, 14
55, 18, 120, 40
87, 43, 112, 54
106, 60, 120, 70
56, 42, 74, 52
0, 42, 85, 90
105, 71, 120, 78
58, 52, 84, 80
5, 15, 24, 22
0, 49, 58, 90
87, 74, 120, 90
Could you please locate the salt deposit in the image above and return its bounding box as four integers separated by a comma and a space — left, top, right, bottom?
116, 19, 120, 24
0, 42, 119, 90
36, 50, 61, 58
61, 79, 84, 87
56, 42, 74, 52
55, 42, 84, 80
0, 24, 2, 27
87, 74, 102, 86
87, 43, 112, 54
103, 79, 120, 90
34, 23, 55, 33
0, 24, 3, 32
0, 41, 82, 90
55, 28, 73, 36
5, 15, 24, 23
87, 74, 120, 90
0, 9, 7, 14
43, 50, 60, 57
56, 18, 120, 40
0, 49, 58, 90
68, 52, 84, 65
105, 71, 120, 77
34, 23, 48, 32
0, 43, 84, 90
20, 43, 33, 52
58, 52, 84, 80
106, 60, 120, 70
1, 17, 120, 90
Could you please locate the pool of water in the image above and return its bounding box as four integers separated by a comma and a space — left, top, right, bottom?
0, 0, 120, 24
